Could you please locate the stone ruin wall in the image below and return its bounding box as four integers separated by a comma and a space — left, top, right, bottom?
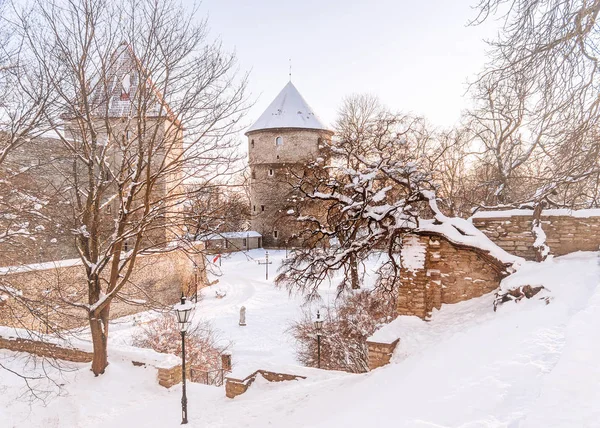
369, 211, 600, 369
396, 234, 506, 320
471, 210, 600, 260
0, 249, 205, 331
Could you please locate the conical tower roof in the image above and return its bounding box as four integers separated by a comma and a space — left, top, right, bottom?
246, 82, 330, 134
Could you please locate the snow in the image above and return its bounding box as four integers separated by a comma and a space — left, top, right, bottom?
246, 82, 331, 133
400, 234, 426, 272
471, 208, 600, 219
2, 250, 600, 427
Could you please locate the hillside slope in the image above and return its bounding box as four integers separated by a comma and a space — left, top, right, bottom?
1, 251, 598, 427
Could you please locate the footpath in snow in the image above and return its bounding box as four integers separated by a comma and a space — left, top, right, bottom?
0, 250, 599, 427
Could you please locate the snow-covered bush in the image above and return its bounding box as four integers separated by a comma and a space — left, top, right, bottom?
291, 289, 396, 373
132, 313, 229, 373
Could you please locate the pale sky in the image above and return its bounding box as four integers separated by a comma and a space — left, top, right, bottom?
191, 0, 501, 131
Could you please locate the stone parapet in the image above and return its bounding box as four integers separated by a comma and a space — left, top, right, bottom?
366, 339, 399, 370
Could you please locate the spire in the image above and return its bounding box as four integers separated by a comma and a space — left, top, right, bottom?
246, 81, 330, 134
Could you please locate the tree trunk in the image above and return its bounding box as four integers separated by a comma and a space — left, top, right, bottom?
350, 254, 360, 289
89, 305, 110, 375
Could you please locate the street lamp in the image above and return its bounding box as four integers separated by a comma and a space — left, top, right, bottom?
193, 263, 198, 303
314, 310, 324, 369
174, 294, 193, 425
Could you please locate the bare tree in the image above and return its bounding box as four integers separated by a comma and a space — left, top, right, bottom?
467, 0, 600, 259
9, 0, 248, 375
185, 173, 250, 241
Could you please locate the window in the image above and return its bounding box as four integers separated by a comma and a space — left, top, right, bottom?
261, 205, 265, 212
251, 139, 255, 148
268, 169, 274, 177
275, 136, 283, 146
251, 169, 256, 179
243, 238, 247, 247
273, 230, 279, 239
225, 240, 229, 249
253, 205, 256, 212
124, 240, 129, 252
106, 205, 112, 215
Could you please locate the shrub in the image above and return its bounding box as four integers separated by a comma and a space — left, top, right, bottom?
290, 289, 396, 373
132, 313, 229, 373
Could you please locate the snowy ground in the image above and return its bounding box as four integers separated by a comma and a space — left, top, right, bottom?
1, 250, 600, 427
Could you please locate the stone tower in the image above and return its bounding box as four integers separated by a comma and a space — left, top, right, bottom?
246, 82, 333, 248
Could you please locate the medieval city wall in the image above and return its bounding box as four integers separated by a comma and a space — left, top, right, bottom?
396, 234, 506, 320
471, 209, 600, 260
0, 249, 204, 331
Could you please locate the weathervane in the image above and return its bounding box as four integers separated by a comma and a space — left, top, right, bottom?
289, 58, 292, 82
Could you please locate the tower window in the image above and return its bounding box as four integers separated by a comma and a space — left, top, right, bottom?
243, 238, 247, 247
269, 169, 274, 177
251, 169, 256, 179
251, 139, 255, 148
261, 205, 265, 212
273, 230, 279, 239
253, 205, 256, 212
275, 136, 283, 146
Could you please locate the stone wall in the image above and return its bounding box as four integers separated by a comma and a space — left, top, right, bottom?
225, 369, 307, 399
0, 331, 184, 388
0, 335, 93, 363
396, 234, 507, 320
0, 249, 204, 331
472, 209, 600, 260
366, 339, 399, 370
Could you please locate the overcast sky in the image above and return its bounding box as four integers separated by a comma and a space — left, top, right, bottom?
190, 0, 501, 131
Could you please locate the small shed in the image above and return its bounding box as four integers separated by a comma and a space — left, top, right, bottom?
200, 231, 262, 253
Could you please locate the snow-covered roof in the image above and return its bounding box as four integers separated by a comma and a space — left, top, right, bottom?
246, 82, 331, 134
199, 231, 262, 241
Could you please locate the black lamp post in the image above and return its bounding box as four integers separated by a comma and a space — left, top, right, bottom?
193, 263, 198, 303
314, 310, 323, 369
174, 295, 193, 425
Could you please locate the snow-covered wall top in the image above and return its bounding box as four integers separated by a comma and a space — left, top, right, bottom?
471, 208, 600, 219
247, 82, 331, 133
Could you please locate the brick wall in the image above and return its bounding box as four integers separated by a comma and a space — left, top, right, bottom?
0, 249, 204, 331
397, 234, 507, 320
472, 210, 600, 260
